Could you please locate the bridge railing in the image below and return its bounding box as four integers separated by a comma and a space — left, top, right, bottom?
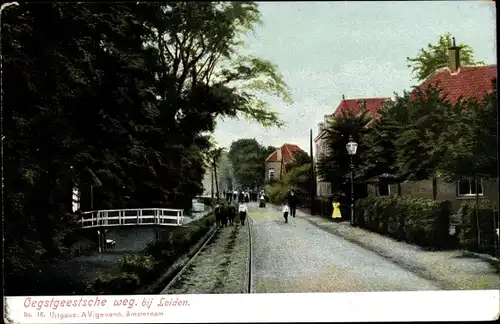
80, 208, 184, 228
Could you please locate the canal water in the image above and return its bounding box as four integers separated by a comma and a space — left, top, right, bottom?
13, 207, 212, 295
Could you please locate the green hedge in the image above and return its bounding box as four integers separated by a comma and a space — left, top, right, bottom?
355, 196, 453, 249
458, 203, 498, 255
88, 213, 215, 294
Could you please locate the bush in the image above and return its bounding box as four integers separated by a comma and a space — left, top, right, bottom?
89, 213, 215, 294
458, 203, 498, 255
91, 271, 141, 295
355, 196, 453, 249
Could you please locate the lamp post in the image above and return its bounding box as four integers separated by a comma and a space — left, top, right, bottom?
345, 135, 358, 226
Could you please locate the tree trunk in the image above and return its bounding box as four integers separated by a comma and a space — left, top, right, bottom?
213, 159, 219, 200
473, 173, 481, 249
432, 177, 437, 200
211, 168, 214, 200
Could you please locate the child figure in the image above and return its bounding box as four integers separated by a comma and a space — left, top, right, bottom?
238, 203, 248, 226
282, 203, 290, 223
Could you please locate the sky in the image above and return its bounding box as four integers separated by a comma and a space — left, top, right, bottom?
212, 0, 497, 155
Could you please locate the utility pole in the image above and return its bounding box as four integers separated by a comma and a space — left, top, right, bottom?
213, 156, 219, 201
211, 168, 214, 201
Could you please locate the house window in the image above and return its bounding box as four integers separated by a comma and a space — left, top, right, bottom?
269, 168, 275, 179
378, 183, 390, 196
457, 178, 483, 196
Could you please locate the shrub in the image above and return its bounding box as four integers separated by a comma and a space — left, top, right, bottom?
458, 203, 498, 255
355, 196, 453, 249
90, 271, 141, 295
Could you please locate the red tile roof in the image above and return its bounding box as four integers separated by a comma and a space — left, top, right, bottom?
313, 97, 391, 142
416, 65, 497, 104
333, 97, 392, 119
265, 143, 305, 163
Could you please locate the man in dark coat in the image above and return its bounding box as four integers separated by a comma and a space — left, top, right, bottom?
226, 202, 237, 226
287, 191, 298, 218
214, 201, 223, 226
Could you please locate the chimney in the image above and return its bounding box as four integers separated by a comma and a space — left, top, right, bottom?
318, 122, 325, 134
448, 37, 461, 72
342, 94, 345, 100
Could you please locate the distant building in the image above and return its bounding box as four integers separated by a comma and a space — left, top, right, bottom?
264, 143, 306, 181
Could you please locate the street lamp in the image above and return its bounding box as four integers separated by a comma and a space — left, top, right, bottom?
345, 135, 358, 226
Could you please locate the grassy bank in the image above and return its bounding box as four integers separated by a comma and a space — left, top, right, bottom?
88, 213, 215, 294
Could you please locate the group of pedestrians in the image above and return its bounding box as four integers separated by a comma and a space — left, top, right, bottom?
213, 199, 248, 227
223, 189, 261, 203
218, 189, 299, 225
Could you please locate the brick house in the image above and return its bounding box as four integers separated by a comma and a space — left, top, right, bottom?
314, 96, 392, 197
265, 143, 306, 181
369, 44, 498, 212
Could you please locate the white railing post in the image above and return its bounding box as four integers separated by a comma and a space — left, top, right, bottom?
105, 211, 109, 225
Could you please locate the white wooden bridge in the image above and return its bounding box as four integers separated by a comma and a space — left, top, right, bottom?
80, 208, 185, 229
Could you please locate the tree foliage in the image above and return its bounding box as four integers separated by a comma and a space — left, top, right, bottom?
316, 108, 374, 193
317, 81, 497, 198
227, 138, 273, 188
407, 33, 485, 82
437, 79, 498, 182
3, 2, 290, 294
266, 164, 312, 204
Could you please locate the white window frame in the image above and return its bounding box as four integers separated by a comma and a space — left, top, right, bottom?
457, 178, 484, 197
377, 183, 391, 196
268, 168, 275, 179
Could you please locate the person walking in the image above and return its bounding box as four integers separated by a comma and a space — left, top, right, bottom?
332, 196, 342, 221
282, 203, 289, 223
287, 191, 298, 218
238, 202, 248, 226
259, 193, 266, 208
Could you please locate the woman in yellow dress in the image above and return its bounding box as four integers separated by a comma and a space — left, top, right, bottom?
332, 198, 342, 220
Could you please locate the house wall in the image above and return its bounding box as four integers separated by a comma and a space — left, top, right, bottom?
367, 178, 499, 212
265, 161, 282, 182
315, 129, 331, 197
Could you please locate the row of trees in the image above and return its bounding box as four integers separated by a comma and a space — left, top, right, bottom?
317, 83, 497, 196
317, 33, 496, 198
4, 2, 290, 281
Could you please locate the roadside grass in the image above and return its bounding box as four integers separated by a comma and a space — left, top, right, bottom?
212, 225, 240, 292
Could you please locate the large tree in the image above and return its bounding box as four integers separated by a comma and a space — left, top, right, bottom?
438, 79, 498, 182
3, 1, 291, 295
316, 108, 374, 194
227, 138, 272, 188
407, 33, 484, 82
